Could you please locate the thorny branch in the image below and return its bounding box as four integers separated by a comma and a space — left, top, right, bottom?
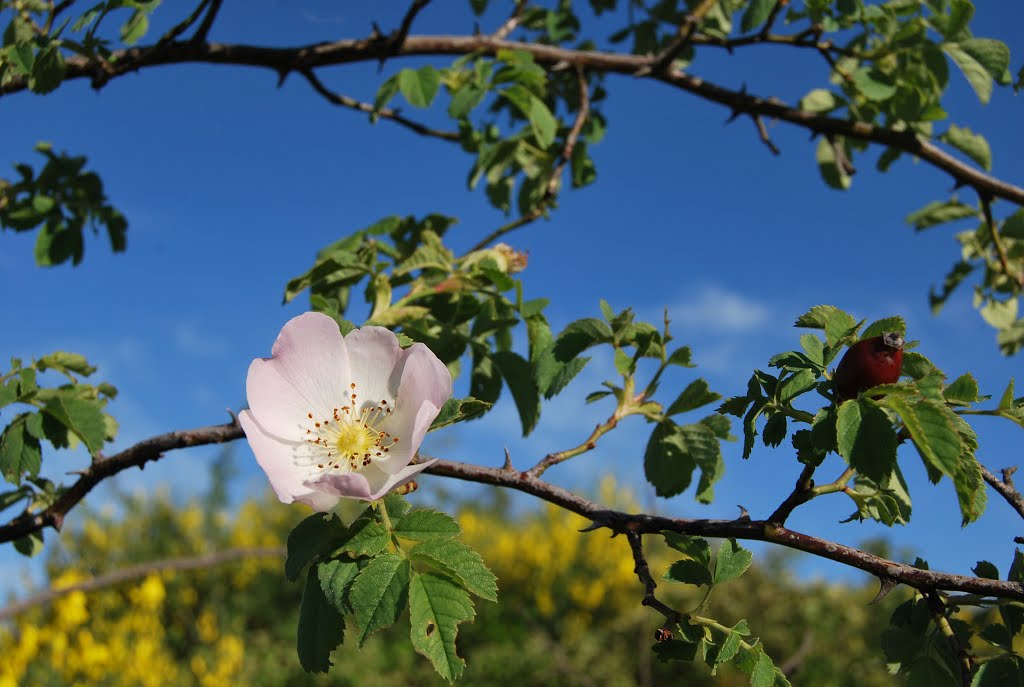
1, 33, 1022, 205
300, 69, 460, 142
4, 422, 1023, 605
0, 546, 285, 622
626, 530, 682, 630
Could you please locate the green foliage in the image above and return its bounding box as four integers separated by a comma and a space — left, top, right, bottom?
0, 353, 116, 550
720, 304, 1017, 530
0, 143, 126, 266
290, 494, 496, 682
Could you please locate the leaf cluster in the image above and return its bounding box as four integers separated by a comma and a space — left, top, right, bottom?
0, 351, 117, 555
286, 494, 497, 682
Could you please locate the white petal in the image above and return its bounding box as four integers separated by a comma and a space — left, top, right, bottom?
240, 410, 340, 512
246, 312, 350, 439
376, 399, 441, 475
311, 459, 437, 501
344, 326, 402, 409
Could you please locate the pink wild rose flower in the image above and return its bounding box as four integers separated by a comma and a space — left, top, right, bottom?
240, 312, 452, 510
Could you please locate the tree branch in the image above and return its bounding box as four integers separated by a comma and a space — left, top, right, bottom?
0, 421, 243, 544
2, 34, 1020, 206
0, 545, 284, 622
191, 0, 223, 44
626, 530, 683, 629
3, 421, 1022, 604
300, 69, 460, 142
981, 463, 1024, 520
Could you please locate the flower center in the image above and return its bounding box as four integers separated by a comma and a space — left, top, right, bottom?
301, 382, 399, 474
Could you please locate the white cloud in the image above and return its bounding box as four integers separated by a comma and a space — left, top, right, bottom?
668, 285, 770, 334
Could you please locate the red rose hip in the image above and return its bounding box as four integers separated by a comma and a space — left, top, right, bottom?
833, 331, 904, 403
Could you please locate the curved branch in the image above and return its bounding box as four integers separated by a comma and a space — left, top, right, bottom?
3, 421, 1022, 604
0, 545, 284, 622
981, 463, 1024, 520
2, 34, 1021, 206
0, 421, 243, 544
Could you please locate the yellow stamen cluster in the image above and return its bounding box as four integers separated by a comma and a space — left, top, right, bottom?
301, 382, 399, 473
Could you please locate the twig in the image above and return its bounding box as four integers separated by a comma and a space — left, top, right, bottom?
979, 192, 1023, 287
3, 421, 1024, 604
469, 65, 591, 252
158, 0, 212, 45
392, 0, 431, 49
779, 629, 814, 678
924, 590, 973, 686
526, 411, 618, 478
300, 69, 460, 142
491, 0, 527, 40
639, 0, 719, 76
752, 114, 780, 155
0, 546, 284, 622
626, 531, 683, 627
758, 0, 788, 38
767, 464, 816, 525
981, 463, 1024, 520
191, 0, 222, 44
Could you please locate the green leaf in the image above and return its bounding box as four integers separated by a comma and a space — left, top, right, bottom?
286, 513, 346, 582
906, 199, 977, 230
552, 317, 613, 361
750, 650, 776, 687
667, 346, 694, 368
794, 305, 845, 330
0, 416, 42, 486
393, 509, 462, 541
120, 9, 149, 45
853, 67, 897, 101
799, 88, 842, 113
943, 373, 979, 404
644, 421, 718, 498
525, 94, 557, 148
666, 379, 721, 416
428, 397, 491, 430
998, 379, 1016, 409
761, 413, 787, 448
741, 0, 776, 33
836, 400, 898, 483
777, 369, 818, 402
399, 66, 441, 108
492, 351, 540, 436
542, 356, 589, 399
972, 656, 1024, 687
350, 553, 411, 646
409, 572, 476, 683
973, 560, 999, 580
41, 395, 106, 454
1003, 210, 1024, 239
318, 557, 360, 613
662, 532, 711, 566
36, 352, 96, 377
296, 566, 345, 673
14, 530, 44, 557
885, 397, 962, 480
338, 511, 390, 558
959, 38, 1012, 84
664, 558, 713, 586
943, 42, 994, 103
714, 539, 753, 584
816, 137, 851, 190
29, 45, 65, 94
953, 454, 987, 526
409, 538, 498, 601
940, 125, 991, 171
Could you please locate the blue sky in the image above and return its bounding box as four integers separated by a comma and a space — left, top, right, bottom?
2, 2, 1023, 595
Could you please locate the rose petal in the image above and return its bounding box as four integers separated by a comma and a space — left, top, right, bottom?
240, 410, 340, 512
247, 313, 350, 439
344, 326, 402, 409
311, 459, 437, 501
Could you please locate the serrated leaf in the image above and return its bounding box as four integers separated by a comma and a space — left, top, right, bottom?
998, 379, 1016, 409
318, 557, 360, 613
543, 356, 589, 399
338, 511, 390, 558
644, 421, 718, 498
940, 125, 991, 171
409, 538, 497, 601
943, 373, 979, 404
944, 42, 994, 103
662, 532, 711, 566
286, 513, 346, 582
394, 509, 462, 541
816, 137, 852, 190
120, 9, 149, 45
836, 400, 898, 483
972, 560, 999, 579
399, 66, 441, 108
664, 558, 713, 586
409, 572, 476, 683
972, 656, 1024, 687
0, 416, 42, 486
885, 397, 963, 480
42, 395, 106, 454
778, 369, 818, 402
350, 553, 411, 646
667, 346, 694, 368
492, 351, 540, 436
800, 88, 841, 113
666, 379, 721, 416
552, 317, 613, 361
14, 530, 44, 557
860, 316, 907, 340
750, 650, 776, 687
296, 566, 345, 673
795, 305, 844, 330
761, 413, 787, 448
36, 352, 96, 376
714, 539, 752, 584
